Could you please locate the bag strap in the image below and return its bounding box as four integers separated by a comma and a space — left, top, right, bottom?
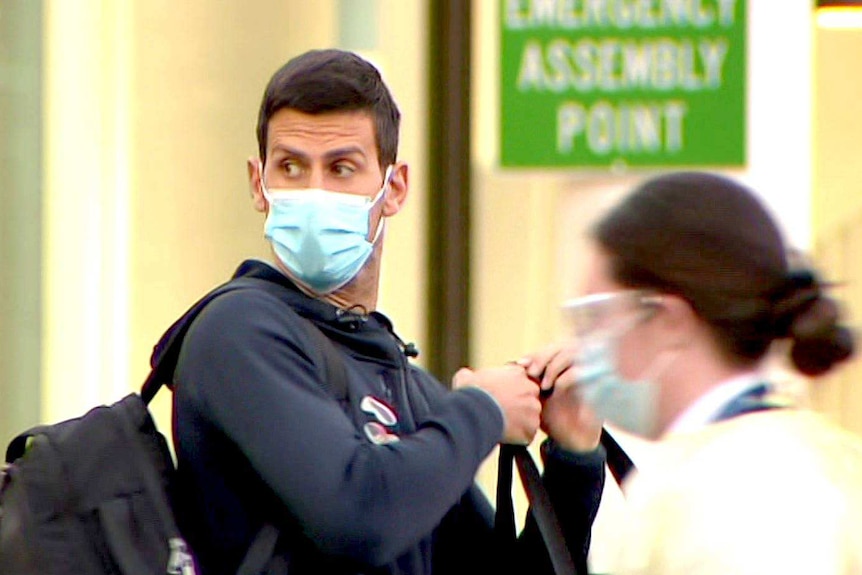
236, 524, 281, 575
141, 277, 270, 404
494, 430, 637, 575
496, 444, 580, 575
141, 276, 350, 404
230, 282, 350, 575
140, 275, 352, 575
600, 428, 635, 486
294, 315, 350, 402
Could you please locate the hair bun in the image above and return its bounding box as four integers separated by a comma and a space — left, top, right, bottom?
770, 269, 854, 376
771, 269, 821, 338
790, 322, 855, 376
785, 269, 817, 290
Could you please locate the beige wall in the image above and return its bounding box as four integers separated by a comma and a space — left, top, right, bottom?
24, 3, 862, 572
32, 3, 862, 433
39, 0, 428, 431
471, 2, 862, 571
811, 26, 862, 436
470, 0, 824, 371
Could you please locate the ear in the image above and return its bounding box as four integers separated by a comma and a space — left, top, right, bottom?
653, 294, 699, 350
381, 162, 409, 217
247, 156, 267, 213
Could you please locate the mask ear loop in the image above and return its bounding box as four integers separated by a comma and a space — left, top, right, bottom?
366, 165, 394, 244
258, 159, 273, 202
370, 165, 394, 204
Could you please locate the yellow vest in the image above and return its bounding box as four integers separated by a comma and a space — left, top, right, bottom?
613, 410, 862, 575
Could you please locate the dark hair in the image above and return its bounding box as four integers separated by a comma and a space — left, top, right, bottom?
256, 49, 401, 170
593, 171, 854, 376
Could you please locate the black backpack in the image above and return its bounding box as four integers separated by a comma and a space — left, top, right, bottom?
0, 277, 343, 575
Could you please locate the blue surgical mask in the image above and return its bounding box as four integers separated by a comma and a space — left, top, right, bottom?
261, 166, 392, 294
576, 336, 660, 438
562, 291, 664, 438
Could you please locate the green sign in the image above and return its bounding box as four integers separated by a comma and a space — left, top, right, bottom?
500, 0, 747, 168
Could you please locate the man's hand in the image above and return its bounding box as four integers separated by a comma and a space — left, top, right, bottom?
452, 365, 541, 445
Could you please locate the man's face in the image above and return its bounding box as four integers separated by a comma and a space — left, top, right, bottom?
247, 107, 409, 306
262, 108, 385, 197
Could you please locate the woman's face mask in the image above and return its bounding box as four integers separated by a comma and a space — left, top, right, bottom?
562, 291, 666, 438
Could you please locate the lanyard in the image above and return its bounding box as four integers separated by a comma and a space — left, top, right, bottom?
711, 383, 777, 423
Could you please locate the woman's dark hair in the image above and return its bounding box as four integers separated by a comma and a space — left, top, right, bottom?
593, 171, 854, 376
256, 49, 400, 170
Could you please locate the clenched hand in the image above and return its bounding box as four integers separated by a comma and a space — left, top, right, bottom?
452, 365, 542, 445
518, 341, 602, 452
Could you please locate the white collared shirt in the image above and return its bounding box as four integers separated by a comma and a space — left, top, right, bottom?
665, 372, 767, 435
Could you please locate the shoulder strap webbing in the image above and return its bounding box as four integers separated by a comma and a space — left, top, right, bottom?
494, 429, 637, 574
600, 428, 635, 486
496, 444, 580, 575
141, 277, 268, 404
225, 277, 350, 401
141, 276, 350, 404
141, 275, 351, 575
302, 320, 350, 401
235, 524, 280, 575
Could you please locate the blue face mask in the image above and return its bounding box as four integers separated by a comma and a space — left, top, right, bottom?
563, 291, 664, 438
576, 335, 660, 438
261, 166, 392, 294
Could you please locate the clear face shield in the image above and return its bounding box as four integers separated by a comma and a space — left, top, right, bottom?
561, 290, 661, 342
559, 290, 665, 438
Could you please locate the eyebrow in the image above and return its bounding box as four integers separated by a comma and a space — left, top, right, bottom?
272, 145, 368, 163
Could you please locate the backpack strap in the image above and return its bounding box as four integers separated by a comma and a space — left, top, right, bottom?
298, 318, 350, 401
141, 276, 351, 404
141, 275, 352, 574
5, 430, 40, 464
141, 277, 266, 404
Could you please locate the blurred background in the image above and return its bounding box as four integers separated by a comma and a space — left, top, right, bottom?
1, 0, 861, 570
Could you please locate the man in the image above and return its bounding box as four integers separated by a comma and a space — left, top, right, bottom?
164, 48, 605, 575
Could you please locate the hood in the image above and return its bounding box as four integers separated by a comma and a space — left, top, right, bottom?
150, 260, 415, 378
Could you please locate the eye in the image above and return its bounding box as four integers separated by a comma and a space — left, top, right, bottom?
281, 160, 303, 178
331, 162, 356, 178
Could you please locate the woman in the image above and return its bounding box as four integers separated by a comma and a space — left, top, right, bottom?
526, 171, 862, 574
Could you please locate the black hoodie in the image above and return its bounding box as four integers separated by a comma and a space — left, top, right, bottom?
164, 259, 605, 575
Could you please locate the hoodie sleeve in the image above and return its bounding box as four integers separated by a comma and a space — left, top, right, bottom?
174, 288, 505, 566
